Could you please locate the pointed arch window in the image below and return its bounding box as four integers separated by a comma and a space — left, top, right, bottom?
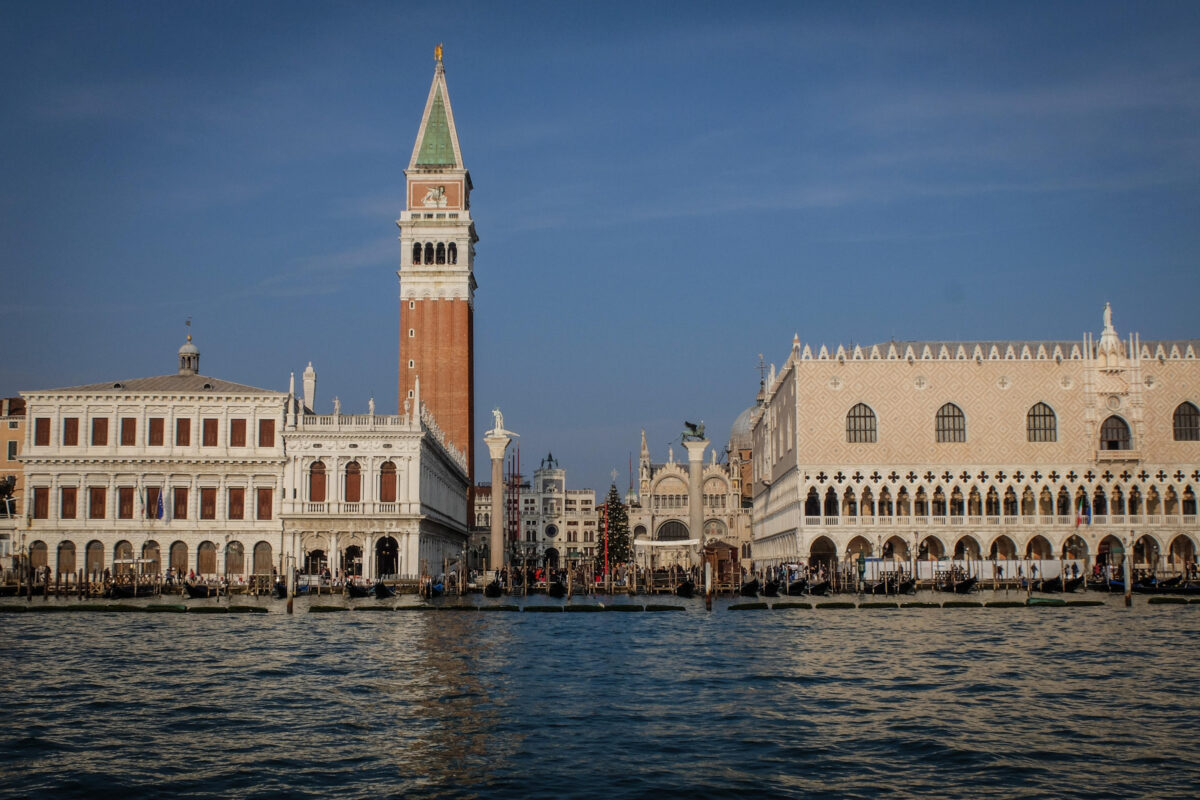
935, 403, 966, 443
309, 462, 326, 503
1027, 402, 1057, 442
1174, 402, 1200, 441
447, 242, 457, 264
412, 242, 423, 265
846, 403, 877, 443
1100, 415, 1131, 450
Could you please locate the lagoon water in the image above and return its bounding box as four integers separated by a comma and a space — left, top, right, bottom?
1, 594, 1198, 799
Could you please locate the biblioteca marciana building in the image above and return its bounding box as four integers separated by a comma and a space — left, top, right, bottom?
751, 305, 1200, 574
17, 341, 469, 582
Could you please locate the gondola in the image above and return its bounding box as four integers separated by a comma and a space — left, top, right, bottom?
1131, 578, 1185, 595
739, 578, 759, 597
1063, 575, 1085, 593
548, 580, 567, 599
785, 579, 808, 596
762, 580, 780, 598
1087, 577, 1124, 592
934, 576, 977, 594
675, 579, 695, 598
346, 583, 372, 599
373, 582, 395, 599
1034, 576, 1064, 593
273, 581, 287, 599
424, 581, 445, 599
108, 583, 156, 599
182, 582, 216, 599
483, 580, 503, 598
806, 580, 830, 596
866, 577, 914, 596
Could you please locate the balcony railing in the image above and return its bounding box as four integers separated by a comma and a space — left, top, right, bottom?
285, 501, 409, 516
795, 512, 1195, 529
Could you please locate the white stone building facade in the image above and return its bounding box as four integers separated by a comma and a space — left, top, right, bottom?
19, 341, 288, 581
630, 430, 752, 567
751, 306, 1200, 575
281, 373, 469, 580
512, 454, 597, 567
18, 343, 470, 583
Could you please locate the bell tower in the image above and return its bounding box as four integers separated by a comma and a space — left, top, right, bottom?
397, 45, 477, 481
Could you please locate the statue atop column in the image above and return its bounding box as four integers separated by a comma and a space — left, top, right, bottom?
489, 407, 515, 437
682, 420, 706, 442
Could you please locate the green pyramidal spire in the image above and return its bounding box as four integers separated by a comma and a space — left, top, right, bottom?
416, 88, 455, 167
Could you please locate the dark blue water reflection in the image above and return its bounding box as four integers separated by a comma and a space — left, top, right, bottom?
1, 596, 1198, 799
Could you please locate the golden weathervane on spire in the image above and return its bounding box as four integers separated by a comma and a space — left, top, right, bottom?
435, 43, 443, 63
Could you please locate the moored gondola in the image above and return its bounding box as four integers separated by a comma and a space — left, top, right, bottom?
1086, 577, 1122, 592
762, 580, 780, 598
934, 576, 978, 594
373, 582, 395, 599
1063, 575, 1085, 593
1034, 576, 1064, 593
806, 580, 830, 596
739, 578, 759, 597
108, 583, 156, 599
785, 579, 808, 596
866, 577, 915, 595
182, 582, 216, 599
548, 580, 567, 599
273, 581, 287, 599
346, 582, 372, 598
483, 580, 503, 598
675, 579, 695, 598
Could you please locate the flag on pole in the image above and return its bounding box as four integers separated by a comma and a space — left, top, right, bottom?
137, 485, 145, 520
1075, 497, 1086, 528
156, 489, 165, 521
1086, 499, 1092, 526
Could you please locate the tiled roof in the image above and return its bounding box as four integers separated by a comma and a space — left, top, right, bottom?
31, 374, 282, 395
416, 87, 456, 167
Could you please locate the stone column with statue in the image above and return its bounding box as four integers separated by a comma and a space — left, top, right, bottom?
484, 408, 517, 573
682, 421, 708, 568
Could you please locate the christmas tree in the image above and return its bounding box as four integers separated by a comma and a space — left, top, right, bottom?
596, 484, 632, 573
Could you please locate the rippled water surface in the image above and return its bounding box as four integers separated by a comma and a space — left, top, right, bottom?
1, 595, 1198, 799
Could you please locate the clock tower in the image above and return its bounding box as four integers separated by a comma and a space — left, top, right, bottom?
397, 47, 477, 482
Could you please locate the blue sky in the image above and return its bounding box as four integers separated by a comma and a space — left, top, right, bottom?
2, 1, 1198, 494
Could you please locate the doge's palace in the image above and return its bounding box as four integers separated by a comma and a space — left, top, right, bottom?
752, 305, 1200, 576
